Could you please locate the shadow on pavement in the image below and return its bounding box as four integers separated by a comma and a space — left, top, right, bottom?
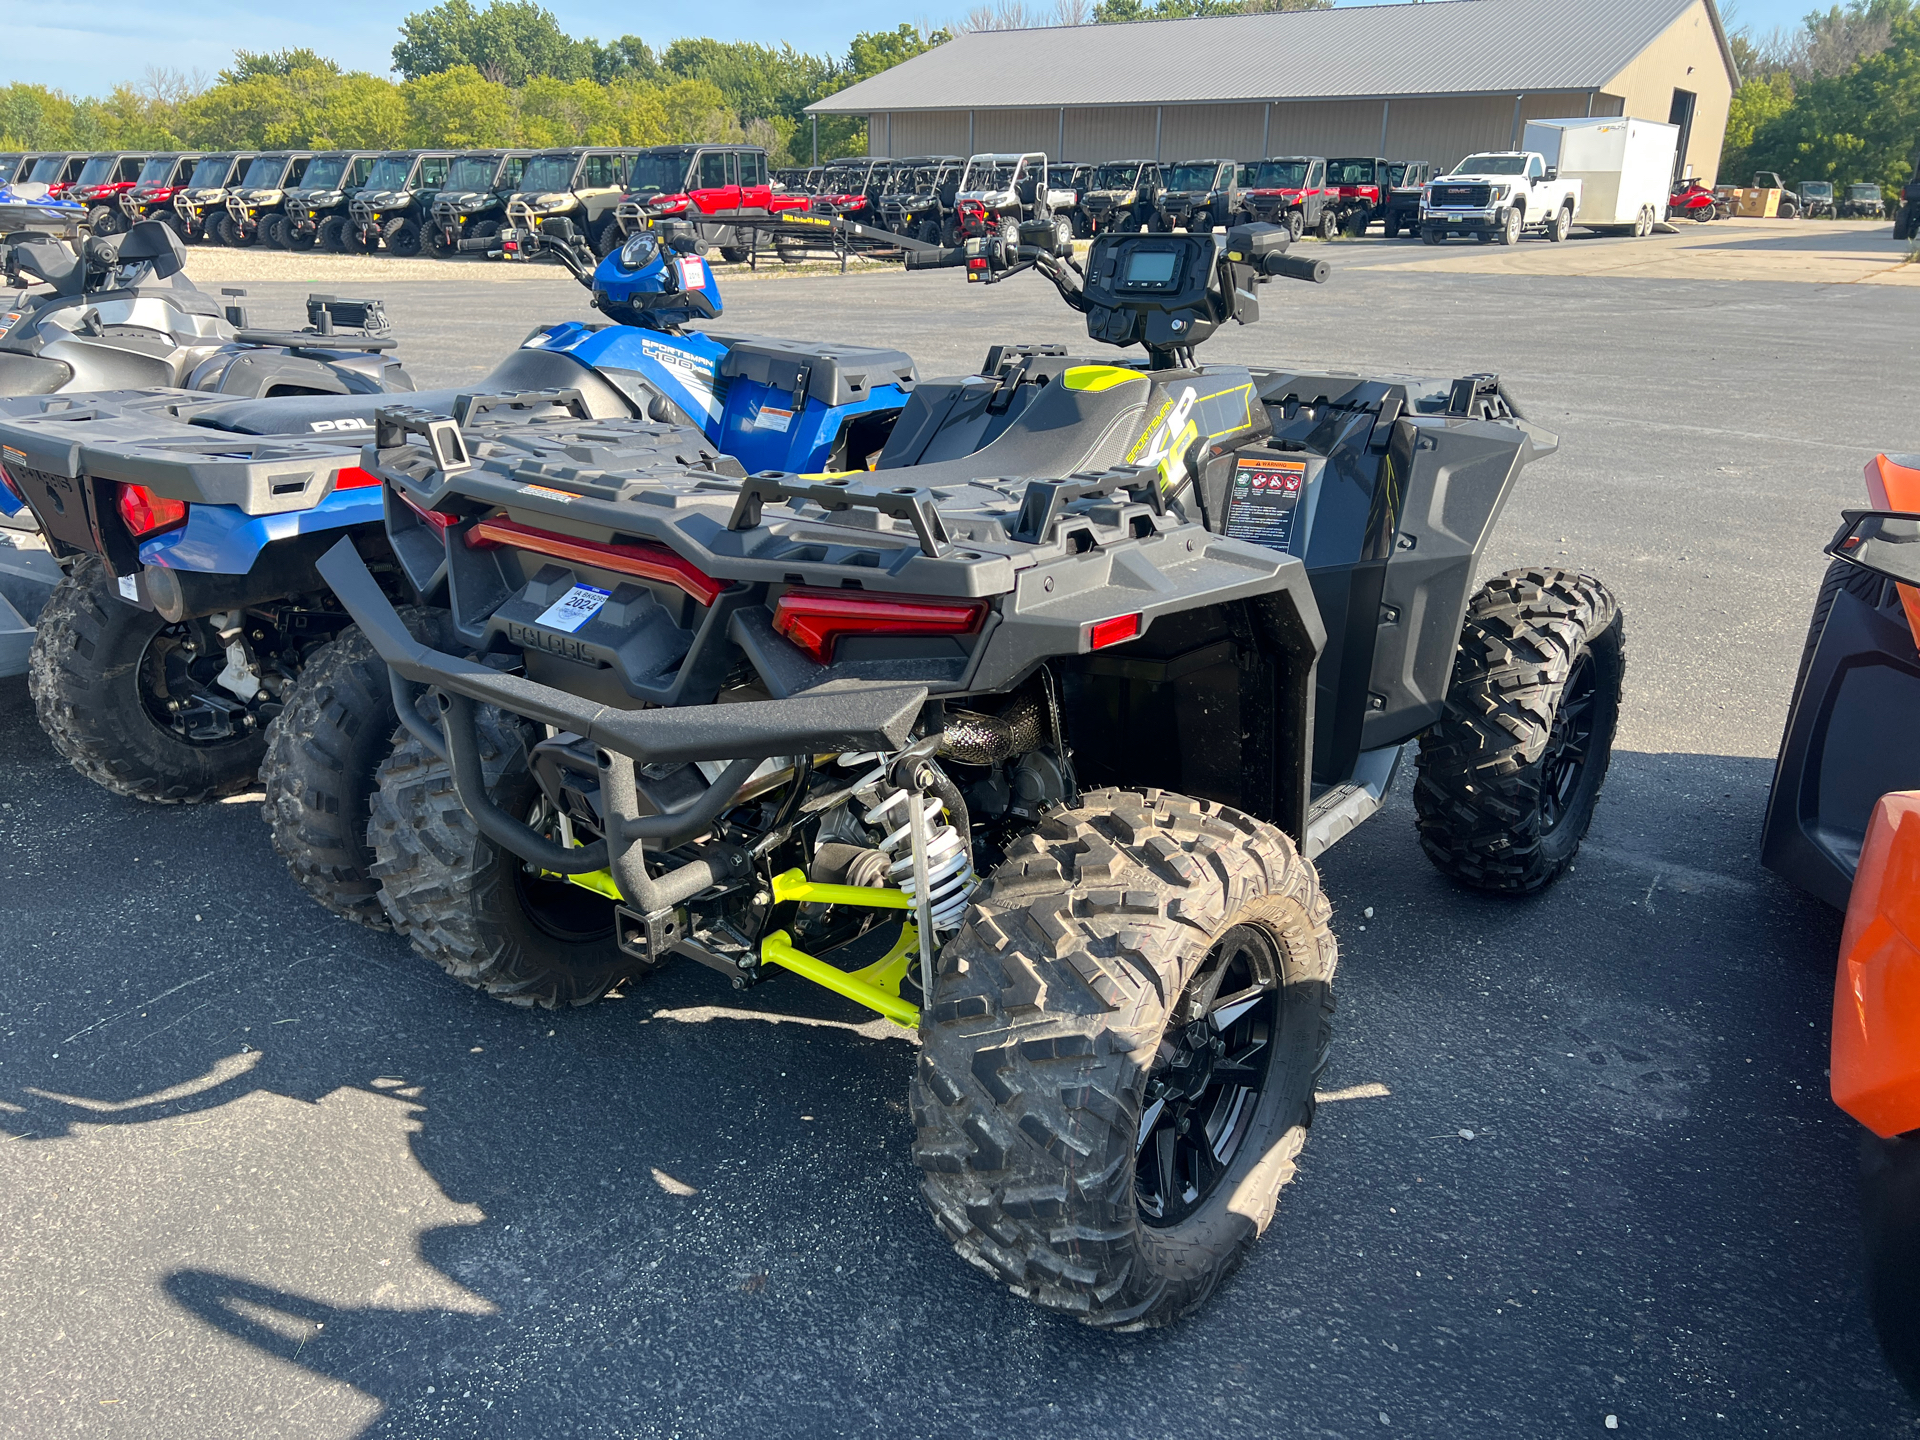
1, 653, 1912, 1436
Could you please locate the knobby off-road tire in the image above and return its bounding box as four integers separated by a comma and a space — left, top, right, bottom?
261, 611, 452, 927
1414, 568, 1625, 893
913, 788, 1337, 1329
86, 204, 124, 236
370, 708, 650, 1007
384, 216, 422, 257
28, 555, 267, 803
318, 216, 350, 252
1316, 209, 1338, 242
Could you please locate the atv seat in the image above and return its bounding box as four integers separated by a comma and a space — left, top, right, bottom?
876, 363, 1151, 487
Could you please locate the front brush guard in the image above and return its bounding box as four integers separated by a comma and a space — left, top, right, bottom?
318, 537, 926, 911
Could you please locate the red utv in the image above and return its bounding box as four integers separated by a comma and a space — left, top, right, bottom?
1242, 156, 1332, 240
66, 152, 150, 235
118, 154, 206, 235
613, 144, 804, 264
1325, 156, 1391, 235
14, 152, 87, 198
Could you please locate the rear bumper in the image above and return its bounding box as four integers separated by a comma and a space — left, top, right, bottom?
316, 536, 926, 767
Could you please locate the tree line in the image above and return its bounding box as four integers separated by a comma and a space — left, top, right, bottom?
1722, 0, 1920, 190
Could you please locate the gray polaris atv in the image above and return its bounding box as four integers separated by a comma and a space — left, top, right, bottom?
0, 222, 407, 398
12, 223, 1623, 1327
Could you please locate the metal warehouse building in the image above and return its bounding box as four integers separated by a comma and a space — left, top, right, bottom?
807, 0, 1738, 184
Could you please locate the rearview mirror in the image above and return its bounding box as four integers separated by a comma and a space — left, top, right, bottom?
1829, 510, 1920, 587
1545, 167, 1558, 182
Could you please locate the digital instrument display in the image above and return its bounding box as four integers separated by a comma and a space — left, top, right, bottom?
1122, 249, 1180, 285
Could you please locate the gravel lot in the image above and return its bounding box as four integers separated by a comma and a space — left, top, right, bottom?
2, 223, 1917, 1439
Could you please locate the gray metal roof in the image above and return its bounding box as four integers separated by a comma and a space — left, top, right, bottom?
808, 0, 1735, 113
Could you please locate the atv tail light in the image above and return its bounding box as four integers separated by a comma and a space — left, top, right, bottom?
333, 465, 381, 490
1088, 613, 1141, 650
398, 489, 461, 536
469, 516, 724, 606
772, 587, 987, 665
116, 483, 188, 540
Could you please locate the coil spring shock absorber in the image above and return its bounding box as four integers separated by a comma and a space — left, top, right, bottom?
839, 754, 979, 933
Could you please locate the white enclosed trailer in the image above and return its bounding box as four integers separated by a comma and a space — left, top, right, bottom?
1523, 117, 1681, 237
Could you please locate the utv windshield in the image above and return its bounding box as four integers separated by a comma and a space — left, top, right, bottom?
443, 155, 496, 190
75, 156, 119, 187
136, 156, 179, 185
28, 156, 68, 184
821, 165, 866, 191
189, 156, 233, 187
1092, 163, 1142, 190
626, 154, 689, 197
1850, 184, 1881, 199
363, 156, 415, 190
1047, 166, 1081, 188
1799, 181, 1834, 198
1250, 160, 1310, 188
519, 155, 577, 192
1166, 164, 1220, 192
1327, 159, 1381, 184
1453, 154, 1528, 176
240, 156, 289, 188
301, 156, 350, 189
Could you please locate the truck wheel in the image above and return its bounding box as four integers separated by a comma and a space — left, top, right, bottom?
1383, 216, 1401, 239
262, 611, 453, 928
1548, 205, 1570, 242
1414, 569, 1624, 894
1315, 209, 1338, 242
1287, 211, 1305, 240
384, 217, 423, 257
27, 556, 269, 804
1895, 207, 1913, 241
719, 245, 750, 264
369, 709, 650, 1007
1422, 225, 1441, 245
913, 788, 1336, 1329
1495, 209, 1522, 245
86, 204, 124, 236
318, 216, 349, 252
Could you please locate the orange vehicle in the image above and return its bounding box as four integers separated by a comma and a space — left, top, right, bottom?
1768, 455, 1920, 1399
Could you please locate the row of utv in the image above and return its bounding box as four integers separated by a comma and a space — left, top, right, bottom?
0, 146, 1440, 264
1, 209, 1916, 1376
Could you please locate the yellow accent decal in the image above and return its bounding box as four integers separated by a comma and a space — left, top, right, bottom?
1060, 365, 1143, 393
562, 869, 623, 900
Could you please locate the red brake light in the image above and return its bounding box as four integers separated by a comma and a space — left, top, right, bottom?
1088, 613, 1141, 650
772, 587, 987, 664
468, 515, 724, 607
334, 465, 381, 490
117, 483, 188, 539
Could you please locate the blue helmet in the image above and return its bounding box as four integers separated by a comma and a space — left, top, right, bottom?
592, 225, 722, 331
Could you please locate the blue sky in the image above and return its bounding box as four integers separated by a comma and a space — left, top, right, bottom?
6, 0, 1815, 97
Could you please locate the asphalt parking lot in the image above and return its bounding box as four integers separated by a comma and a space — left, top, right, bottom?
3, 226, 1918, 1438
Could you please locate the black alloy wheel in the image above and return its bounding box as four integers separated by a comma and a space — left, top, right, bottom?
1136, 923, 1280, 1227
1537, 651, 1597, 834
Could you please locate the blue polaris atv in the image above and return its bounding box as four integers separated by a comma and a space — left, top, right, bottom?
0, 218, 1047, 914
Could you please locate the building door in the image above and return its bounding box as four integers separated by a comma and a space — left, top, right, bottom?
1669, 89, 1697, 184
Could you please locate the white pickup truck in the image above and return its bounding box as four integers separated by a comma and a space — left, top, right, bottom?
1419, 151, 1583, 245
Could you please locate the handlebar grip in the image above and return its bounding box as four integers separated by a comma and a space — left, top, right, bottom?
1269, 253, 1329, 284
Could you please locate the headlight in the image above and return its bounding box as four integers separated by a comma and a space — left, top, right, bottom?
1491, 185, 1510, 202
616, 230, 658, 271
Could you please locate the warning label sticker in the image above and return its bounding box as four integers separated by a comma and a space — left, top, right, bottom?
1223, 455, 1307, 552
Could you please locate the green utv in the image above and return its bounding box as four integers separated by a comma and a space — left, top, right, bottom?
341, 152, 457, 257
503, 147, 642, 257
279, 152, 378, 251
423, 151, 531, 258
26, 222, 1622, 1327
220, 152, 315, 248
